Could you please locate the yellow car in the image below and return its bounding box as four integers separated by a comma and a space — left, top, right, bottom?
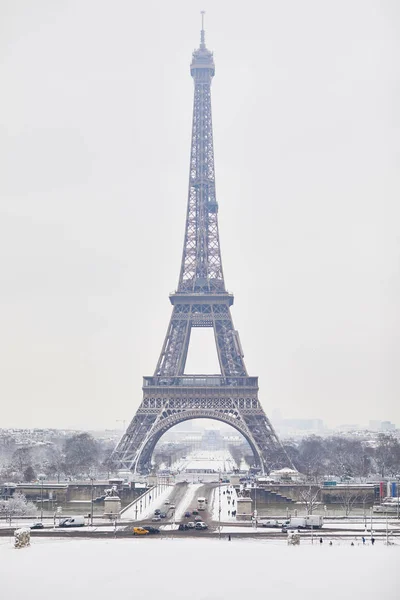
132, 527, 149, 536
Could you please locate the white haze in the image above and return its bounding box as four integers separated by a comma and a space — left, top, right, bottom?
0, 1, 399, 429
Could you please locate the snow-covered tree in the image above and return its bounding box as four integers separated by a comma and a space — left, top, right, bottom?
0, 493, 37, 523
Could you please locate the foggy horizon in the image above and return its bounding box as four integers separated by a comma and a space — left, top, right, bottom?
1, 1, 399, 431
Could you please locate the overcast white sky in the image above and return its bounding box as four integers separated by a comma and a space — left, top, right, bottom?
0, 0, 399, 431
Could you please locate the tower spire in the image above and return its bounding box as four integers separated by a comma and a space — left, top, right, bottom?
200, 10, 206, 48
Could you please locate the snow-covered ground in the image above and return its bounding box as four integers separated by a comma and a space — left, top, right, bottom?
120, 484, 172, 520
173, 450, 236, 473
1, 537, 398, 598
174, 483, 202, 521
210, 484, 238, 521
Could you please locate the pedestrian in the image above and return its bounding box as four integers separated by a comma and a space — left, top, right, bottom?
319, 537, 323, 544
232, 500, 235, 506
228, 534, 231, 541
362, 536, 365, 545
371, 537, 375, 545
351, 542, 354, 546
228, 510, 230, 516
329, 541, 332, 546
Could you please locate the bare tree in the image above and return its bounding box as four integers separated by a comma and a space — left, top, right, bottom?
298, 485, 320, 515
336, 486, 365, 517
375, 434, 400, 478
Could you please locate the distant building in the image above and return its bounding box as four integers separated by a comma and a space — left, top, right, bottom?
369, 420, 396, 432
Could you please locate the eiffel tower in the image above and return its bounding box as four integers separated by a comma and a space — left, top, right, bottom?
113, 17, 290, 474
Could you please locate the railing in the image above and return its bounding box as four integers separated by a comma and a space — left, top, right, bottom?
143, 376, 258, 388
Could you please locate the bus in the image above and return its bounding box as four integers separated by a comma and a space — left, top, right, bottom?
197, 497, 206, 511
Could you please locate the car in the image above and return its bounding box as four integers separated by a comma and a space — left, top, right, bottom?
192, 510, 199, 516
154, 509, 161, 515
142, 526, 160, 534
30, 522, 44, 529
159, 512, 167, 519
169, 504, 176, 509
164, 499, 170, 505
152, 516, 161, 522
93, 496, 106, 503
259, 519, 280, 528
195, 522, 208, 530
184, 511, 191, 518
187, 522, 195, 529
194, 515, 202, 522
59, 516, 85, 528
178, 523, 188, 531
132, 527, 149, 535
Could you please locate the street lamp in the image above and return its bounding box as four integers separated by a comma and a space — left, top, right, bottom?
218, 469, 222, 540
38, 474, 46, 522
89, 476, 95, 526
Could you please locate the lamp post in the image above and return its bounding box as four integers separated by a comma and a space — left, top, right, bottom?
90, 476, 94, 526
38, 474, 46, 522
218, 470, 222, 540
370, 507, 373, 542
254, 482, 257, 529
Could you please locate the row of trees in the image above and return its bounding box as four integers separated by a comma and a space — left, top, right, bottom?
0, 433, 115, 482
284, 434, 400, 480
235, 434, 400, 480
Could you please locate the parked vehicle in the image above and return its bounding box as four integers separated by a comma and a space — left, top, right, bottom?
164, 499, 170, 505
30, 522, 44, 529
195, 522, 208, 530
187, 521, 195, 529
184, 511, 191, 518
178, 523, 188, 531
194, 516, 202, 522
154, 509, 161, 515
159, 512, 167, 519
133, 527, 149, 535
258, 519, 280, 528
283, 516, 324, 530
59, 516, 85, 528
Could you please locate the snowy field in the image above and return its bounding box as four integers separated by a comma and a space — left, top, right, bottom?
173, 450, 236, 473
1, 537, 398, 598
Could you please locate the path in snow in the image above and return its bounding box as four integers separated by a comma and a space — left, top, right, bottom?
210, 484, 238, 522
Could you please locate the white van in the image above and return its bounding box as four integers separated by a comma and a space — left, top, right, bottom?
59, 516, 85, 527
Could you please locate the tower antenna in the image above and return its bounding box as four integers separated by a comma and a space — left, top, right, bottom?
200, 10, 206, 48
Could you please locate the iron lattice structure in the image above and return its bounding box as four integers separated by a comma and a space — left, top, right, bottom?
112, 24, 290, 474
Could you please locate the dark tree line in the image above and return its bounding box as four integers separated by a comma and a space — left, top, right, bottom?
283, 434, 400, 480
0, 433, 115, 482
